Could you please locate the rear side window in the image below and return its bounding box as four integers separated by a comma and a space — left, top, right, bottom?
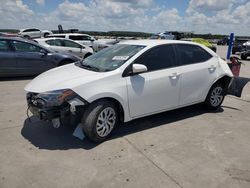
63, 40, 81, 48
69, 35, 91, 41
45, 39, 62, 46
0, 40, 10, 51
134, 44, 177, 71
23, 29, 40, 32
176, 44, 212, 65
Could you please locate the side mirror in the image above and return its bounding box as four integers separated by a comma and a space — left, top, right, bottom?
40, 49, 47, 55
132, 64, 148, 74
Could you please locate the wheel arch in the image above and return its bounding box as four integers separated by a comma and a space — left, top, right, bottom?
206, 75, 233, 98
83, 53, 92, 59
88, 97, 125, 123
212, 75, 233, 89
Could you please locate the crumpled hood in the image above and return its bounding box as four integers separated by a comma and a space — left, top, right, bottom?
25, 63, 107, 93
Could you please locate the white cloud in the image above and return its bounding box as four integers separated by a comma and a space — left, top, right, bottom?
0, 0, 249, 36
187, 0, 233, 14
0, 0, 34, 29
36, 0, 45, 6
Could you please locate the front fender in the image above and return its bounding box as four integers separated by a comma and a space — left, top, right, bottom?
86, 92, 131, 122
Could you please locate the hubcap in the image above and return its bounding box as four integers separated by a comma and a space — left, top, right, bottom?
96, 107, 116, 137
210, 87, 223, 107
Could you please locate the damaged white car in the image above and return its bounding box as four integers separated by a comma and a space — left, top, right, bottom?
25, 40, 233, 142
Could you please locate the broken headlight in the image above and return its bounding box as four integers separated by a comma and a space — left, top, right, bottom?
35, 89, 77, 107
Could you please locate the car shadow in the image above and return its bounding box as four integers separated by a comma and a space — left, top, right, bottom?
21, 104, 224, 150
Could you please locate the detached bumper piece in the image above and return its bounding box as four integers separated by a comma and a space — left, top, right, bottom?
228, 77, 250, 97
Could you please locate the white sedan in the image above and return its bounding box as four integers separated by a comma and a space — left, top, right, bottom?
25, 40, 233, 142
35, 38, 93, 58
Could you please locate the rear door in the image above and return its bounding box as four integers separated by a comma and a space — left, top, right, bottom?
0, 39, 17, 77
174, 44, 218, 106
11, 40, 55, 75
62, 39, 85, 58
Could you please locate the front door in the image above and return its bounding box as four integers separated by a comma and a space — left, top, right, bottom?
125, 44, 181, 118
11, 40, 54, 75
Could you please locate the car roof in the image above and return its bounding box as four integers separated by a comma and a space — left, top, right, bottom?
35, 37, 87, 47
49, 33, 90, 36
36, 37, 74, 41
20, 28, 40, 32
119, 39, 203, 47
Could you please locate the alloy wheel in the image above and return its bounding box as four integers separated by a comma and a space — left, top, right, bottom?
96, 107, 116, 137
210, 86, 223, 107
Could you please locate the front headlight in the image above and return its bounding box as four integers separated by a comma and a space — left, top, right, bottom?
35, 89, 77, 107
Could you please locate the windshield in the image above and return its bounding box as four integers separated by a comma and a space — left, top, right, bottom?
78, 44, 145, 72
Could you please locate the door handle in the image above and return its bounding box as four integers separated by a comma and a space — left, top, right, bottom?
208, 65, 216, 71
169, 73, 180, 79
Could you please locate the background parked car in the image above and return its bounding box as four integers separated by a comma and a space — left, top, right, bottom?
241, 50, 250, 60
47, 33, 115, 52
217, 37, 229, 45
232, 38, 249, 54
0, 37, 81, 77
18, 28, 53, 39
182, 38, 217, 52
35, 38, 93, 58
0, 32, 18, 37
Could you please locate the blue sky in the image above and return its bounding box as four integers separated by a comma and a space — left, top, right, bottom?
22, 0, 190, 15
0, 0, 249, 35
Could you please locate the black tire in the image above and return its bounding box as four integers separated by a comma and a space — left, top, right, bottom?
204, 83, 225, 110
241, 54, 247, 60
44, 33, 49, 38
81, 100, 118, 142
84, 53, 92, 59
23, 35, 31, 39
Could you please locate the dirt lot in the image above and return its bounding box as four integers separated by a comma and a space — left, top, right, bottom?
0, 46, 250, 188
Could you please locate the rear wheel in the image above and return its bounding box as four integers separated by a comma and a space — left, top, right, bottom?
81, 100, 118, 142
204, 83, 225, 110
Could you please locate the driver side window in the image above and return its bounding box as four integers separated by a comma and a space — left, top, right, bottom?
134, 44, 177, 72
12, 41, 42, 52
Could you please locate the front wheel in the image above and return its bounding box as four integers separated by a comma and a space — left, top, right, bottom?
81, 100, 118, 142
204, 83, 225, 110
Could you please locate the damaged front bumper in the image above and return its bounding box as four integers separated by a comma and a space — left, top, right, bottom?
26, 92, 87, 122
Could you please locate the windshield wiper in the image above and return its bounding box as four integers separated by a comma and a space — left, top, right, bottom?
80, 63, 101, 72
